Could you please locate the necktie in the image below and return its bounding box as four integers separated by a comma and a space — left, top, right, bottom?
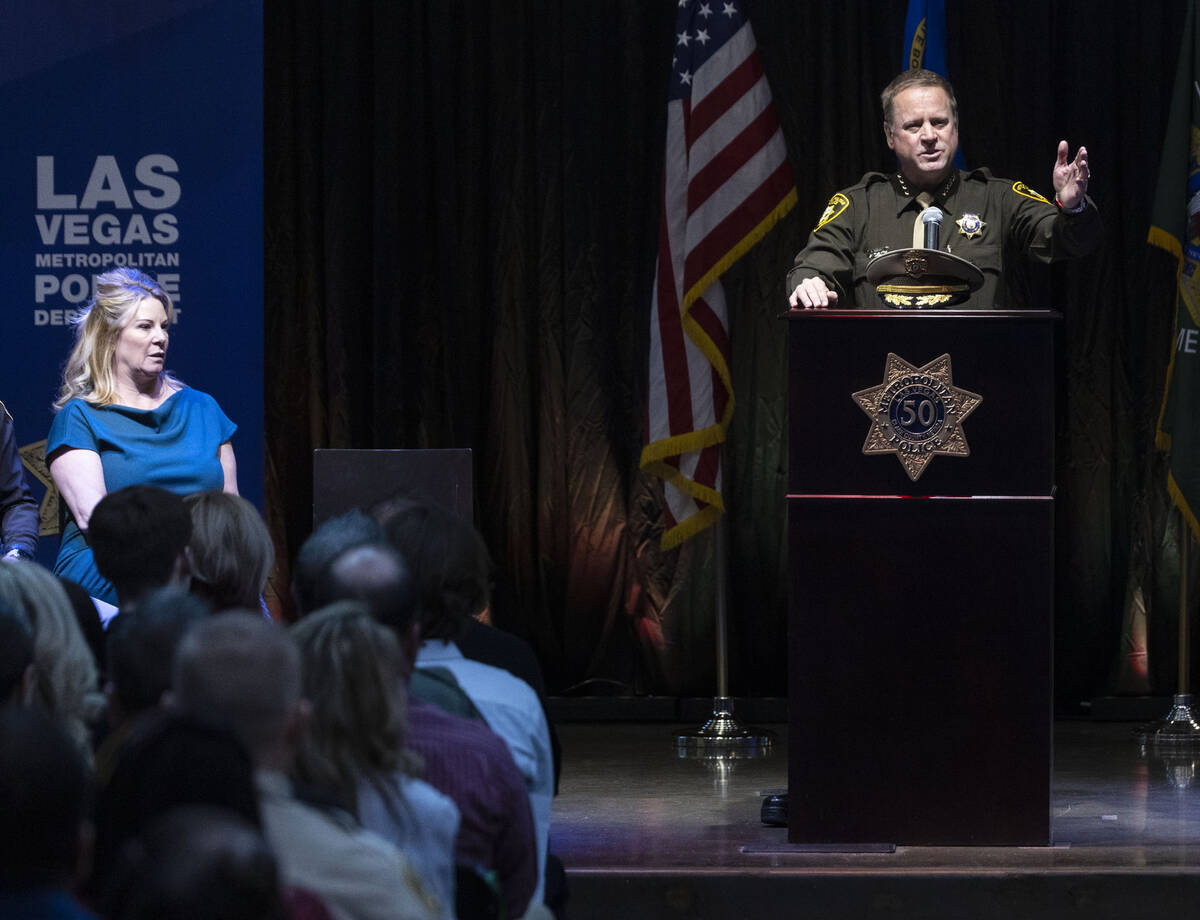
912, 191, 933, 248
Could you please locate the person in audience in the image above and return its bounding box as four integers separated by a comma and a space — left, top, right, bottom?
96, 589, 210, 785
172, 613, 438, 920
105, 590, 211, 728
184, 491, 275, 613
0, 606, 36, 706
316, 542, 481, 718
290, 509, 382, 617
313, 540, 539, 918
87, 590, 211, 901
105, 805, 289, 920
371, 496, 542, 685
88, 485, 194, 617
373, 495, 562, 791
365, 500, 556, 909
0, 561, 100, 756
0, 707, 95, 919
293, 604, 460, 920
92, 708, 261, 902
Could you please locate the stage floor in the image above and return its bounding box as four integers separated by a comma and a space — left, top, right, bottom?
550, 720, 1200, 919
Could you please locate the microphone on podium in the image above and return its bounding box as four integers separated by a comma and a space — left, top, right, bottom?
922, 206, 944, 249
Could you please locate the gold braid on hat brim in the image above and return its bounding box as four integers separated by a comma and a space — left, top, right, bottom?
876, 283, 971, 294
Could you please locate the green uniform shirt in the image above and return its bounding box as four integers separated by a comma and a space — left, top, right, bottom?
785, 168, 1101, 309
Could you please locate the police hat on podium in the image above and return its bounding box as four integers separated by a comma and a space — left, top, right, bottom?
865, 249, 984, 308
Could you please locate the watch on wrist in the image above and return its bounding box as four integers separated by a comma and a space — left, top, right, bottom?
1056, 196, 1087, 214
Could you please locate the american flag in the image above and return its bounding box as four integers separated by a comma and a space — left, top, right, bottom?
640, 0, 795, 549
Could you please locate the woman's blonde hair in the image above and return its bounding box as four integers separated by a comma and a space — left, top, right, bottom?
184, 491, 275, 612
290, 603, 420, 817
54, 267, 179, 410
0, 562, 101, 759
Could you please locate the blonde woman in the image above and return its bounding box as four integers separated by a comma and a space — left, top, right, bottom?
47, 268, 237, 608
292, 604, 460, 920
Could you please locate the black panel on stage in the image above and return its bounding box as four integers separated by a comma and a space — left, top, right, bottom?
312, 449, 473, 525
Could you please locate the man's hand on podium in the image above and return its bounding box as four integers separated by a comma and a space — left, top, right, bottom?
789, 275, 839, 310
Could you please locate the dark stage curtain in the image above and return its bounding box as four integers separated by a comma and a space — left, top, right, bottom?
265, 0, 1194, 706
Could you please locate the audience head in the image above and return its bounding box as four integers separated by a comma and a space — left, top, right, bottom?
55, 266, 178, 409
95, 710, 260, 893
106, 806, 286, 920
372, 497, 491, 641
184, 491, 275, 612
0, 606, 35, 705
315, 541, 417, 637
290, 604, 414, 814
291, 509, 382, 617
90, 485, 193, 609
0, 561, 99, 754
105, 589, 210, 728
173, 614, 303, 769
0, 706, 92, 889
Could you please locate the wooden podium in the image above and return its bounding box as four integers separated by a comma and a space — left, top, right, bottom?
786, 309, 1057, 846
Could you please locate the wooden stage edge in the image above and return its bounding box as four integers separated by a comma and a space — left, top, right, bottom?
548, 718, 1200, 920
546, 695, 1173, 724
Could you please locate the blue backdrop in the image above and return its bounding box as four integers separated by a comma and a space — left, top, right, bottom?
0, 0, 263, 566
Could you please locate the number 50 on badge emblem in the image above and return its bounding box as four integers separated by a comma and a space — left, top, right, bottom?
851, 353, 983, 482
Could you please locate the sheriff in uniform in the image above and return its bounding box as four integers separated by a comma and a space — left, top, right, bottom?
786, 69, 1099, 310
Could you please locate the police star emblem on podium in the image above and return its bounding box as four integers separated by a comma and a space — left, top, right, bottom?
852, 353, 983, 481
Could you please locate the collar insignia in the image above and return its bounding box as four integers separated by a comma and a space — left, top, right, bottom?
956, 213, 985, 239
894, 172, 958, 201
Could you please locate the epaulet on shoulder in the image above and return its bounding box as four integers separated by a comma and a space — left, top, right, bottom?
963, 167, 996, 182
0, 401, 10, 424
858, 171, 891, 190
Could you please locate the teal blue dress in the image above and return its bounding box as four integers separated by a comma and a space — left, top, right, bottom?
46, 388, 236, 605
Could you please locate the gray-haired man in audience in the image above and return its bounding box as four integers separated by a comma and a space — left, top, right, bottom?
172, 614, 437, 920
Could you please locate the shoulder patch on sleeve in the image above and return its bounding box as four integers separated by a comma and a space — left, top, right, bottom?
1011, 181, 1051, 204
815, 193, 850, 231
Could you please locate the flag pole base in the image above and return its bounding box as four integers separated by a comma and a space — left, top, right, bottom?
1134, 693, 1200, 749
676, 697, 774, 758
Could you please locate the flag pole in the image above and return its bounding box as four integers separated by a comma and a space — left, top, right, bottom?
1140, 0, 1200, 751
677, 449, 773, 757
1137, 509, 1200, 747
1181, 523, 1190, 697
